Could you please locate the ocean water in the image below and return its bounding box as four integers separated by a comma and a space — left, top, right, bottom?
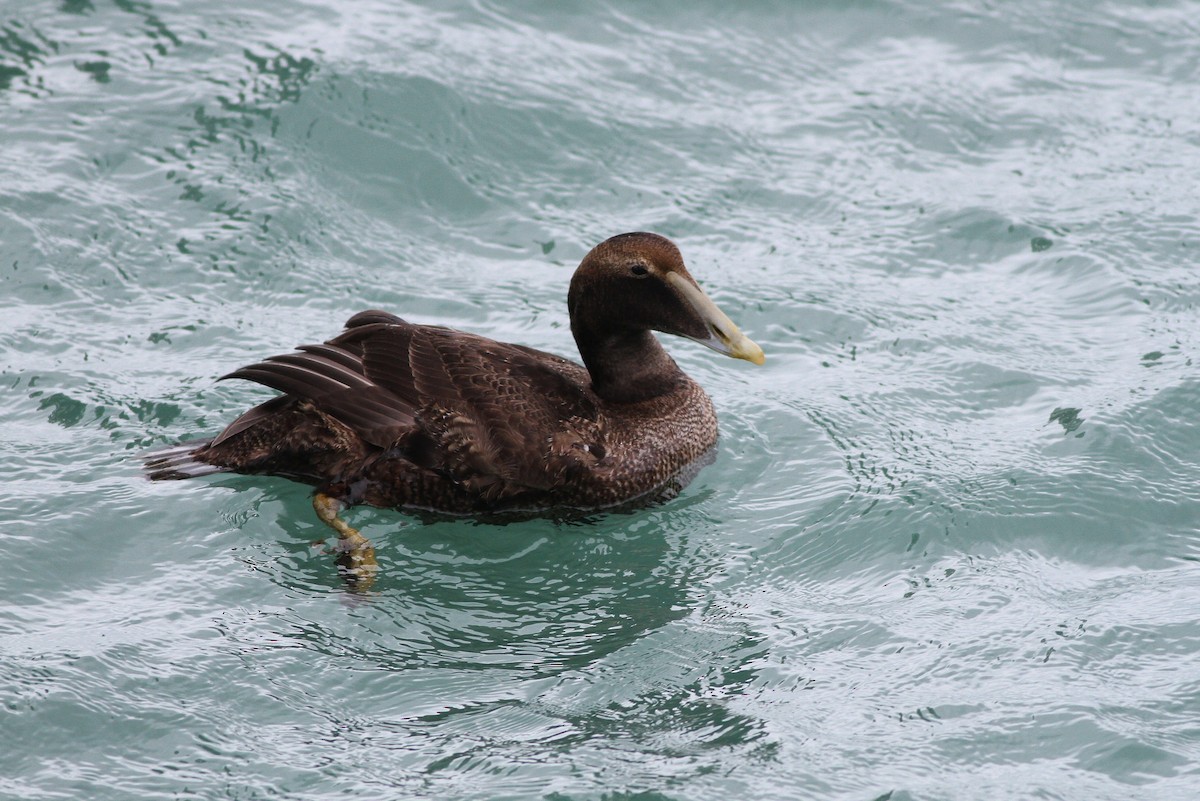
2, 1, 1199, 798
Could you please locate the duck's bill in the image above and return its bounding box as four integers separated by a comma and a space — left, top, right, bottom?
665, 272, 765, 365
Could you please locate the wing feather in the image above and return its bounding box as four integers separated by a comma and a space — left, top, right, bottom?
295, 342, 367, 373
263, 353, 374, 388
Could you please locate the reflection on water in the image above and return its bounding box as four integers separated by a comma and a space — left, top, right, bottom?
2, 0, 1199, 798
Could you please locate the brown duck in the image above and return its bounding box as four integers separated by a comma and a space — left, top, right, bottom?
147, 232, 763, 577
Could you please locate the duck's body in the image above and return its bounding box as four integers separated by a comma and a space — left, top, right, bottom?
147, 233, 762, 538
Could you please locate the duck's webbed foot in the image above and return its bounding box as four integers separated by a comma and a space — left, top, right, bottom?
313, 492, 377, 592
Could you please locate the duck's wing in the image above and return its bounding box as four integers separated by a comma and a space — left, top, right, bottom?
218, 311, 605, 500
212, 311, 418, 450
333, 316, 606, 499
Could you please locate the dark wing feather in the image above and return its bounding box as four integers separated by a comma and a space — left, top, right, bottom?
349, 323, 421, 405
294, 343, 370, 373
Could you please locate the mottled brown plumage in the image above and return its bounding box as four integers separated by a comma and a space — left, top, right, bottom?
146, 232, 763, 519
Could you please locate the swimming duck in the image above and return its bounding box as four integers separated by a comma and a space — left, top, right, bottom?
147, 232, 763, 578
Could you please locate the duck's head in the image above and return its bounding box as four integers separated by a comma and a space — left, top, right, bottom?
568, 232, 765, 366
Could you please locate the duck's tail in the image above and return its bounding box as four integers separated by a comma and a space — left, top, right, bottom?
143, 439, 230, 481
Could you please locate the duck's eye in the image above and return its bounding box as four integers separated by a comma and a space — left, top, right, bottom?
630, 264, 649, 277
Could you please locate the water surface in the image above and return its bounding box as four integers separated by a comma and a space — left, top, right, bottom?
2, 1, 1199, 799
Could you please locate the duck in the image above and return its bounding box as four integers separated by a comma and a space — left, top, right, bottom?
146, 232, 763, 580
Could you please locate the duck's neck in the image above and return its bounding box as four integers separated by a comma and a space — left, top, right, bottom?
572, 325, 686, 404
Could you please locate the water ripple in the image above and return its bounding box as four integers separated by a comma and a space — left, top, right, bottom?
3, 1, 1200, 799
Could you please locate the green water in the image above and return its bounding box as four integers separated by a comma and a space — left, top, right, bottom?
2, 1, 1199, 799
